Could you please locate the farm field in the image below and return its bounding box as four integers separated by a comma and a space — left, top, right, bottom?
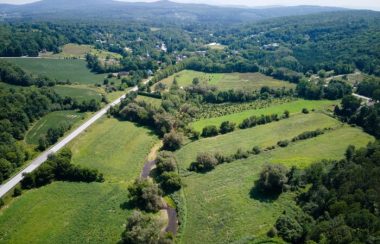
0, 118, 158, 243
177, 112, 341, 169
53, 85, 102, 102
25, 110, 86, 145
190, 99, 338, 132
154, 70, 296, 91
2, 58, 107, 84
179, 124, 374, 243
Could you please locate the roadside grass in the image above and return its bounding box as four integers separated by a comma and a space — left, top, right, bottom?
177, 112, 341, 170
25, 110, 86, 145
53, 85, 102, 102
153, 70, 295, 91
179, 125, 373, 243
0, 118, 158, 243
136, 95, 162, 108
2, 58, 107, 84
190, 99, 338, 132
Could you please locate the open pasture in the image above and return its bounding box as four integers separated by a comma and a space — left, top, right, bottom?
154, 70, 295, 91
179, 125, 373, 243
2, 58, 107, 84
190, 99, 338, 132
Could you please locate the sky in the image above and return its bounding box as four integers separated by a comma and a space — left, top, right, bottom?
1, 0, 380, 11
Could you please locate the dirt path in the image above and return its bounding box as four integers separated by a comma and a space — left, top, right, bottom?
140, 142, 178, 235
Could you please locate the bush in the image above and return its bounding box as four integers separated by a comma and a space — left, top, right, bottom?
302, 108, 309, 114
128, 179, 163, 212
201, 125, 219, 137
257, 164, 289, 194
252, 146, 261, 155
277, 140, 290, 147
275, 215, 304, 243
189, 152, 218, 172
13, 187, 22, 197
292, 129, 324, 142
284, 110, 290, 118
0, 198, 4, 208
156, 151, 177, 174
163, 131, 184, 151
267, 227, 278, 238
219, 121, 236, 134
234, 148, 250, 160
159, 172, 182, 193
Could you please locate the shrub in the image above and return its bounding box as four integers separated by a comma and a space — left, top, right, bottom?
0, 198, 4, 208
252, 146, 261, 155
284, 110, 290, 118
257, 164, 289, 194
163, 131, 184, 151
156, 151, 177, 174
275, 215, 304, 243
219, 121, 236, 134
189, 152, 218, 172
292, 129, 324, 142
277, 140, 290, 147
201, 125, 219, 137
267, 227, 278, 238
128, 179, 163, 212
159, 172, 182, 193
234, 148, 250, 160
13, 187, 22, 197
302, 108, 309, 114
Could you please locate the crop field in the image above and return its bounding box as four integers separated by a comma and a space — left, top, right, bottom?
2, 58, 107, 84
136, 95, 162, 108
190, 99, 338, 132
25, 110, 86, 145
53, 85, 102, 102
0, 118, 158, 243
178, 122, 374, 243
154, 70, 295, 91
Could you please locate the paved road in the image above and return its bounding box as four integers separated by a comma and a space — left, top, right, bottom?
0, 86, 138, 198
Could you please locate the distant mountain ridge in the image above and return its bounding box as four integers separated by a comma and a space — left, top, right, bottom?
0, 0, 346, 23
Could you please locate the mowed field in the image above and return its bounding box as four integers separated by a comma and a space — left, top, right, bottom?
190, 99, 338, 132
177, 113, 374, 243
0, 118, 158, 243
154, 70, 296, 91
53, 85, 102, 102
25, 110, 86, 145
2, 58, 106, 84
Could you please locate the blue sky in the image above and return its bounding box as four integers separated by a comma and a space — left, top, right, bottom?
1, 0, 379, 11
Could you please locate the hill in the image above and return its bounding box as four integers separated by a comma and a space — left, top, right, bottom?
0, 0, 344, 24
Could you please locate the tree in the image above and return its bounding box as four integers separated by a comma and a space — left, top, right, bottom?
219, 121, 236, 134
201, 125, 219, 137
189, 152, 218, 172
0, 158, 13, 183
340, 95, 361, 117
159, 172, 181, 193
163, 131, 184, 151
121, 210, 162, 244
128, 179, 163, 212
192, 77, 200, 85
257, 164, 289, 194
156, 151, 177, 174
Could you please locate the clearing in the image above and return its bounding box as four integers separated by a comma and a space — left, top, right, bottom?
53, 85, 102, 102
153, 70, 296, 91
190, 99, 338, 132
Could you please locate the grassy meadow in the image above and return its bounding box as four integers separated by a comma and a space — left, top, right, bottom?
178, 116, 374, 243
53, 85, 102, 102
136, 95, 162, 108
154, 70, 295, 91
2, 58, 106, 84
25, 110, 86, 145
0, 118, 158, 243
190, 99, 338, 132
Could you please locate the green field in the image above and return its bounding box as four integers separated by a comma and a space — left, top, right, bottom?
136, 95, 162, 108
53, 85, 102, 102
25, 110, 86, 145
0, 118, 158, 243
178, 118, 374, 243
154, 70, 295, 91
39, 43, 122, 60
2, 58, 107, 84
178, 113, 341, 169
190, 99, 338, 132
